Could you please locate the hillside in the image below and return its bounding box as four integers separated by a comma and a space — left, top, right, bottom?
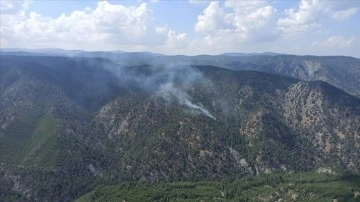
0, 55, 359, 201
73, 51, 360, 97
2, 50, 359, 97
76, 172, 360, 201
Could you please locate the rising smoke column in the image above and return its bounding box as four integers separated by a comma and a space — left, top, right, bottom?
158, 82, 216, 120
106, 62, 216, 119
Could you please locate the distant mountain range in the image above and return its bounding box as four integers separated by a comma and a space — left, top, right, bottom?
220, 52, 281, 56
2, 49, 358, 97
0, 51, 359, 201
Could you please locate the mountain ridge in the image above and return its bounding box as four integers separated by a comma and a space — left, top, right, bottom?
0, 55, 359, 201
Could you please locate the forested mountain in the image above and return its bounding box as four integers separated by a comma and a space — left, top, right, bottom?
2, 50, 359, 97
0, 54, 359, 201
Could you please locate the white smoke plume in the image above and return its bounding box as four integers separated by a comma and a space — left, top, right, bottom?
105, 63, 216, 120
158, 82, 216, 120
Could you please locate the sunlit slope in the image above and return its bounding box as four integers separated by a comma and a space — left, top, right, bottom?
0, 55, 359, 201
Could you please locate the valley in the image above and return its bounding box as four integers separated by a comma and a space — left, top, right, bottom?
0, 52, 359, 201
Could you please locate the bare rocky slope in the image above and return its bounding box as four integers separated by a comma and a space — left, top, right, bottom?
0, 55, 359, 201
74, 51, 360, 97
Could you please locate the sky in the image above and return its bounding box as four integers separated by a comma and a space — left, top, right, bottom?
1, 0, 359, 57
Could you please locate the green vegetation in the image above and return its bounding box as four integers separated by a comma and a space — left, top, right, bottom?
76, 172, 360, 202
0, 108, 62, 167
1, 55, 360, 201
24, 111, 62, 166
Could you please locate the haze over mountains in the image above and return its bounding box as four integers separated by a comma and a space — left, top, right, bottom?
2, 48, 359, 97
0, 49, 360, 201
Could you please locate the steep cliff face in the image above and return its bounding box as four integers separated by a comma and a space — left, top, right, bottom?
283, 81, 360, 171
226, 55, 360, 97
92, 66, 360, 181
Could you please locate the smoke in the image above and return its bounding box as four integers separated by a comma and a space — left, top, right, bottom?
105, 63, 216, 120
216, 99, 235, 116
158, 82, 216, 120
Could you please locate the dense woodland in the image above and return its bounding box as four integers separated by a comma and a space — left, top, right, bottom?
1, 53, 359, 201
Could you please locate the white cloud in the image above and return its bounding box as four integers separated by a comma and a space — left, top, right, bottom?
189, 0, 359, 56
195, 1, 233, 32
189, 0, 211, 5
308, 35, 359, 57
224, 0, 268, 12
0, 0, 359, 57
277, 0, 322, 36
312, 36, 357, 48
324, 0, 360, 21
0, 0, 29, 47
137, 0, 160, 3
0, 0, 30, 14
193, 0, 278, 53
331, 7, 358, 21
0, 0, 175, 51
278, 0, 360, 36
155, 26, 187, 50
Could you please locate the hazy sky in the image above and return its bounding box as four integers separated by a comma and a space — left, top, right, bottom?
1, 0, 359, 57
